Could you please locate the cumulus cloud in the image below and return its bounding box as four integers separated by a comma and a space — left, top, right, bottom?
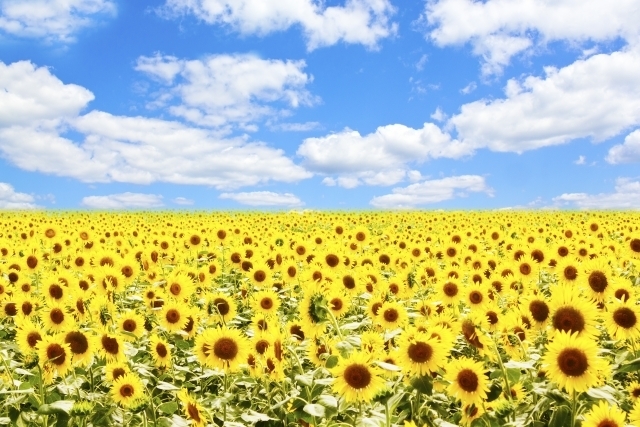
0, 0, 116, 42
81, 192, 164, 209
0, 60, 94, 128
135, 53, 318, 129
369, 175, 493, 208
449, 49, 640, 152
0, 182, 40, 209
574, 155, 586, 165
268, 121, 321, 132
173, 196, 194, 205
606, 129, 640, 164
297, 123, 472, 187
159, 0, 397, 51
423, 0, 640, 75
0, 60, 312, 190
552, 177, 640, 209
219, 191, 303, 207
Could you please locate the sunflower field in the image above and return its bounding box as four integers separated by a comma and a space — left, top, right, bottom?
1, 210, 640, 427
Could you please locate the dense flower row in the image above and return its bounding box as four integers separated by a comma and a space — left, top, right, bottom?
0, 210, 639, 426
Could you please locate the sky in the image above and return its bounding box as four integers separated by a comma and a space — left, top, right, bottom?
0, 0, 639, 211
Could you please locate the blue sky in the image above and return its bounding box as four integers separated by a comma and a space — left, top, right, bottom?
0, 0, 639, 210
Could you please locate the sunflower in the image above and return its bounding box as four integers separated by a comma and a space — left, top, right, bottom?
159, 301, 189, 333
444, 357, 490, 407
437, 279, 462, 306
395, 328, 445, 376
603, 300, 640, 342
164, 269, 196, 302
627, 237, 640, 260
520, 293, 550, 330
463, 282, 488, 311
15, 318, 44, 355
64, 329, 94, 367
299, 284, 329, 338
37, 334, 72, 380
149, 334, 172, 368
581, 258, 614, 302
177, 388, 207, 427
196, 327, 250, 372
93, 264, 126, 295
541, 331, 608, 394
628, 381, 640, 401
548, 286, 599, 338
582, 400, 626, 427
94, 328, 126, 363
111, 373, 145, 408
251, 288, 281, 317
331, 351, 386, 403
631, 400, 640, 426
105, 362, 130, 383
207, 293, 237, 324
117, 310, 146, 341
555, 257, 581, 287
375, 300, 408, 330
43, 302, 74, 333
326, 286, 350, 319
249, 261, 272, 288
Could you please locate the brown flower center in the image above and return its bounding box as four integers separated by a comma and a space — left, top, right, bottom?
50, 308, 65, 324
529, 300, 550, 322
102, 335, 120, 355
213, 298, 230, 315
46, 343, 66, 366
588, 271, 608, 293
457, 369, 479, 393
213, 337, 238, 360
383, 308, 399, 323
563, 266, 578, 281
443, 282, 458, 297
166, 309, 180, 324
557, 348, 588, 376
260, 297, 273, 310
123, 319, 137, 332
27, 331, 42, 348
613, 307, 637, 329
343, 364, 371, 389
120, 384, 134, 398
65, 331, 89, 354
326, 254, 340, 267
156, 343, 168, 358
552, 307, 585, 334
255, 339, 269, 354
407, 341, 432, 363
469, 290, 483, 304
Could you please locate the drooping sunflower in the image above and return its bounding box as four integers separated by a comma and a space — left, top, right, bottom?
394, 328, 445, 376
177, 388, 207, 427
195, 327, 250, 372
207, 292, 237, 324
541, 331, 608, 394
111, 373, 145, 408
444, 357, 490, 407
64, 329, 94, 367
581, 400, 627, 427
603, 300, 640, 342
331, 351, 386, 403
94, 328, 126, 363
299, 283, 329, 338
149, 334, 172, 368
37, 334, 72, 380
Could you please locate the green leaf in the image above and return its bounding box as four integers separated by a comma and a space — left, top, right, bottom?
376, 361, 401, 371
158, 402, 178, 415
240, 411, 274, 423
506, 368, 521, 384
303, 403, 325, 417
175, 340, 190, 350
410, 375, 433, 394
586, 386, 617, 404
156, 381, 180, 391
317, 395, 338, 408
325, 355, 339, 369
295, 374, 313, 387
548, 405, 571, 427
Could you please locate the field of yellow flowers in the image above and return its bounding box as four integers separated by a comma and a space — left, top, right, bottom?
1, 210, 640, 427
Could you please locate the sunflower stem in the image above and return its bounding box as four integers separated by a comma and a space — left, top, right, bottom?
385, 399, 391, 427
570, 389, 578, 427
325, 306, 345, 341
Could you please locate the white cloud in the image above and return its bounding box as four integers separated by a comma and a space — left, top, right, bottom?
219, 191, 304, 207
135, 53, 318, 129
552, 177, 640, 209
159, 0, 397, 51
574, 155, 586, 165
430, 107, 447, 122
449, 49, 640, 152
0, 60, 312, 190
369, 175, 493, 208
460, 81, 477, 95
81, 192, 164, 209
269, 121, 321, 132
173, 196, 194, 205
0, 182, 39, 209
423, 0, 640, 75
415, 54, 428, 71
606, 129, 640, 164
0, 0, 116, 42
0, 60, 94, 128
297, 123, 472, 186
